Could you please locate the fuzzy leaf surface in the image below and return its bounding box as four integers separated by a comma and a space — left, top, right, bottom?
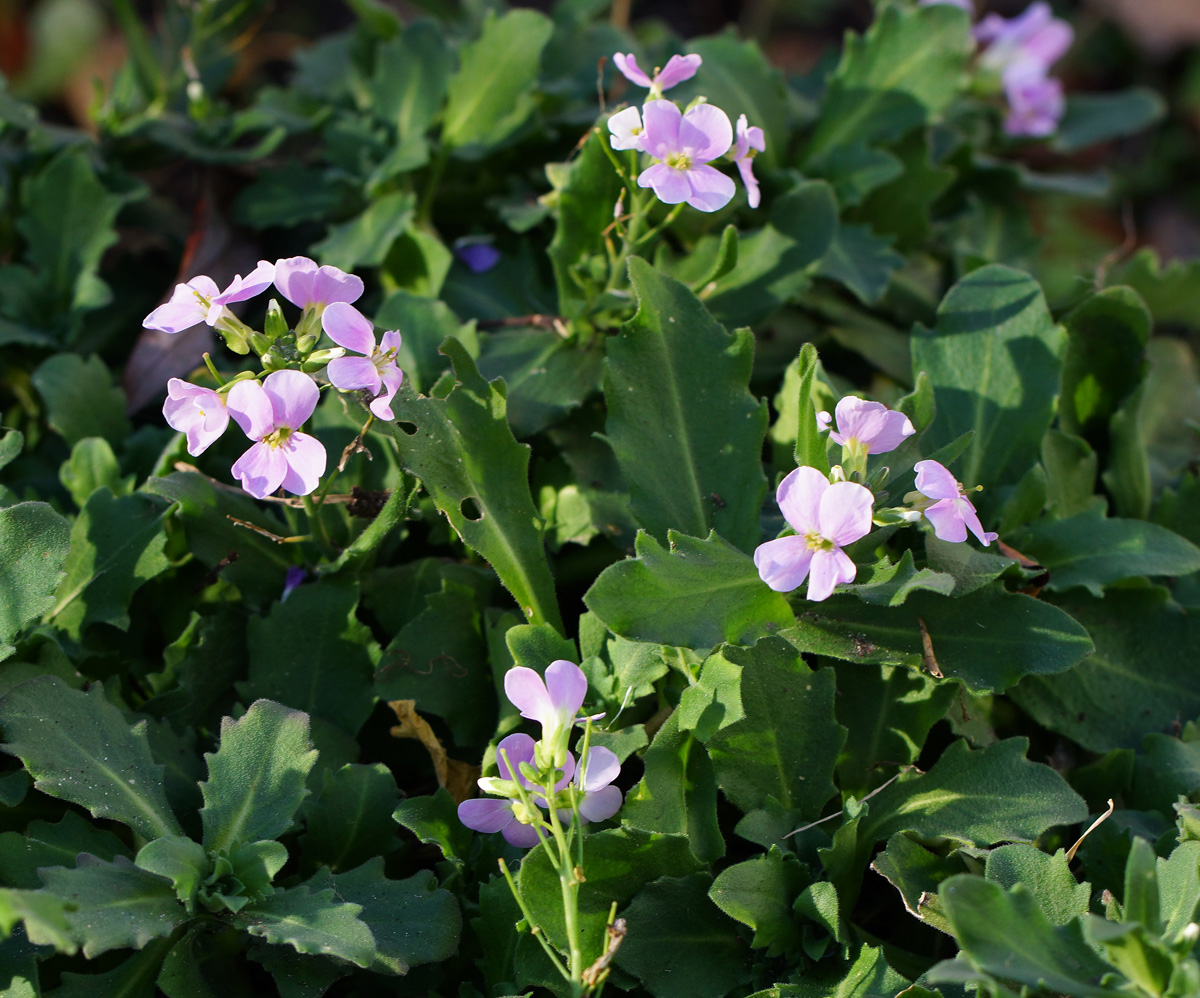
0, 502, 70, 660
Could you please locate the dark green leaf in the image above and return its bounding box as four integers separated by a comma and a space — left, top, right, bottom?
311, 191, 415, 272
817, 222, 903, 305
31, 354, 130, 447
0, 502, 70, 661
0, 811, 130, 890
238, 885, 374, 968
301, 764, 399, 872
392, 786, 472, 865
369, 20, 451, 139
709, 848, 805, 954
1052, 88, 1165, 154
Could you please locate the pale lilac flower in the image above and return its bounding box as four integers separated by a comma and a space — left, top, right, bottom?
322, 303, 404, 421
612, 52, 701, 97
210, 260, 276, 308
163, 378, 229, 456
608, 105, 645, 152
273, 257, 364, 312
975, 2, 1072, 87
754, 466, 874, 601
226, 370, 326, 499
573, 746, 623, 824
143, 275, 222, 334
817, 397, 915, 455
281, 566, 307, 602
505, 660, 591, 765
1003, 71, 1065, 137
637, 100, 735, 213
732, 115, 766, 209
459, 734, 553, 848
912, 460, 998, 546
454, 240, 501, 274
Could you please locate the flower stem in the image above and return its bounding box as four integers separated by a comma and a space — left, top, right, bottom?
497, 858, 571, 980
301, 493, 335, 558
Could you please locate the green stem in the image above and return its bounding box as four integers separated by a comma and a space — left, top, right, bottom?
202, 353, 224, 386
544, 778, 584, 991
633, 202, 684, 251
301, 494, 335, 559
419, 143, 452, 225
498, 859, 571, 980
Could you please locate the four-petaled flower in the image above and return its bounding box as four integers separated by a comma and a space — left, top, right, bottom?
975, 2, 1073, 85
613, 52, 701, 98
458, 733, 562, 848
733, 114, 766, 209
162, 378, 229, 456
143, 262, 275, 335
754, 466, 874, 600
637, 99, 735, 213
226, 370, 327, 499
911, 460, 999, 546
817, 397, 915, 456
570, 745, 624, 825
505, 660, 594, 767
272, 256, 364, 313
322, 302, 404, 421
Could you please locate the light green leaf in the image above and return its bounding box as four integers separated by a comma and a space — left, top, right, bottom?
392, 787, 472, 865
604, 257, 767, 553
841, 551, 955, 606
584, 530, 794, 650
985, 844, 1091, 926
911, 265, 1066, 509
369, 20, 451, 139
312, 191, 414, 272
39, 856, 182, 959
387, 337, 562, 632
0, 502, 70, 661
709, 848, 805, 954
238, 885, 374, 969
200, 700, 318, 852
441, 9, 554, 157
708, 638, 844, 818
0, 677, 180, 840
1109, 248, 1200, 329
50, 490, 174, 640
58, 437, 132, 509
0, 888, 76, 953
134, 836, 207, 911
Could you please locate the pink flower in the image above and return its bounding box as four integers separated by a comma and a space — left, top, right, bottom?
226, 370, 327, 499
321, 303, 404, 421
572, 746, 623, 824
753, 466, 875, 600
608, 105, 645, 152
733, 114, 766, 209
210, 260, 276, 308
163, 378, 229, 456
272, 257, 364, 312
1003, 71, 1065, 137
144, 263, 276, 334
912, 460, 998, 546
975, 2, 1072, 86
505, 660, 591, 764
458, 734, 561, 848
817, 396, 915, 455
612, 52, 701, 97
637, 100, 735, 213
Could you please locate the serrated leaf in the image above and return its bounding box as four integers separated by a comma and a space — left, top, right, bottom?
604, 257, 767, 552
301, 764, 399, 872
912, 264, 1066, 513
985, 844, 1091, 926
238, 885, 374, 968
1109, 248, 1200, 329
200, 700, 318, 852
0, 502, 70, 661
0, 677, 180, 839
39, 856, 182, 959
584, 530, 794, 650
0, 888, 76, 952
50, 490, 174, 640
392, 786, 472, 865
387, 337, 562, 632
841, 551, 955, 606
707, 638, 844, 818
134, 836, 207, 911
871, 833, 964, 934
709, 848, 805, 954
441, 10, 553, 157
0, 811, 129, 889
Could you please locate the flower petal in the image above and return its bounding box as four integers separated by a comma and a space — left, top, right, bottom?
544, 660, 588, 720
310, 265, 364, 307
278, 432, 326, 496
613, 52, 652, 88
226, 380, 276, 440
143, 279, 217, 333
684, 164, 736, 213
272, 256, 317, 308
495, 733, 538, 783
213, 260, 276, 305
736, 156, 760, 209
231, 441, 288, 499
956, 496, 998, 546
262, 370, 320, 430
580, 746, 620, 793
654, 53, 701, 91
458, 798, 514, 834
817, 481, 875, 547
924, 497, 968, 543
913, 460, 960, 501
501, 821, 544, 848
776, 465, 827, 534
578, 784, 623, 823
638, 162, 691, 204
369, 363, 404, 421
753, 535, 814, 593
806, 547, 857, 602
608, 105, 645, 151
322, 302, 376, 355
640, 99, 682, 161
328, 356, 384, 394
163, 379, 228, 456
504, 667, 555, 728
679, 103, 732, 163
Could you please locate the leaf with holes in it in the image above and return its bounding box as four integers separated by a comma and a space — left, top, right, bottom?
0, 501, 70, 661
200, 700, 318, 853
0, 676, 181, 840
387, 337, 562, 632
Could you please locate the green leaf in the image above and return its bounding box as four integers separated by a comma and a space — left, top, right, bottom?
984, 844, 1091, 926
233, 164, 348, 229
1059, 287, 1150, 441
823, 144, 904, 207
369, 20, 451, 139
1052, 88, 1165, 154
1011, 506, 1200, 596
911, 264, 1066, 507
584, 530, 794, 650
1157, 841, 1200, 939
134, 836, 207, 911
871, 832, 965, 933
841, 551, 955, 606
677, 649, 744, 743
50, 490, 174, 640
784, 581, 1093, 694
0, 811, 129, 889
311, 192, 415, 272
301, 764, 399, 872
858, 132, 955, 248
392, 786, 472, 865
1109, 248, 1200, 329
441, 9, 554, 157
142, 607, 245, 731
816, 222, 903, 305
616, 874, 749, 998
388, 337, 563, 632
708, 637, 844, 817
604, 257, 767, 553
241, 579, 377, 737
326, 859, 460, 974
59, 437, 132, 509
1043, 430, 1099, 519
39, 856, 183, 959
238, 885, 374, 968
932, 876, 1120, 997
805, 2, 971, 167
31, 354, 130, 447
792, 343, 831, 475
709, 848, 806, 954
0, 888, 76, 953
1010, 588, 1200, 751
0, 502, 70, 661
200, 700, 318, 852
0, 677, 180, 839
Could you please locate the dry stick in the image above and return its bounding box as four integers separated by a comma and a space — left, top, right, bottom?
1065, 798, 1115, 863
173, 462, 364, 507
582, 913, 628, 989
783, 766, 919, 839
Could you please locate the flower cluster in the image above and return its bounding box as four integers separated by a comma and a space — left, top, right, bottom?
923, 0, 1071, 137
755, 396, 997, 601
458, 661, 622, 847
607, 53, 764, 212
147, 256, 403, 500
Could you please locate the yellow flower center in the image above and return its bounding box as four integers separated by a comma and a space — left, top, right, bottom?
666, 151, 693, 171
264, 427, 293, 449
